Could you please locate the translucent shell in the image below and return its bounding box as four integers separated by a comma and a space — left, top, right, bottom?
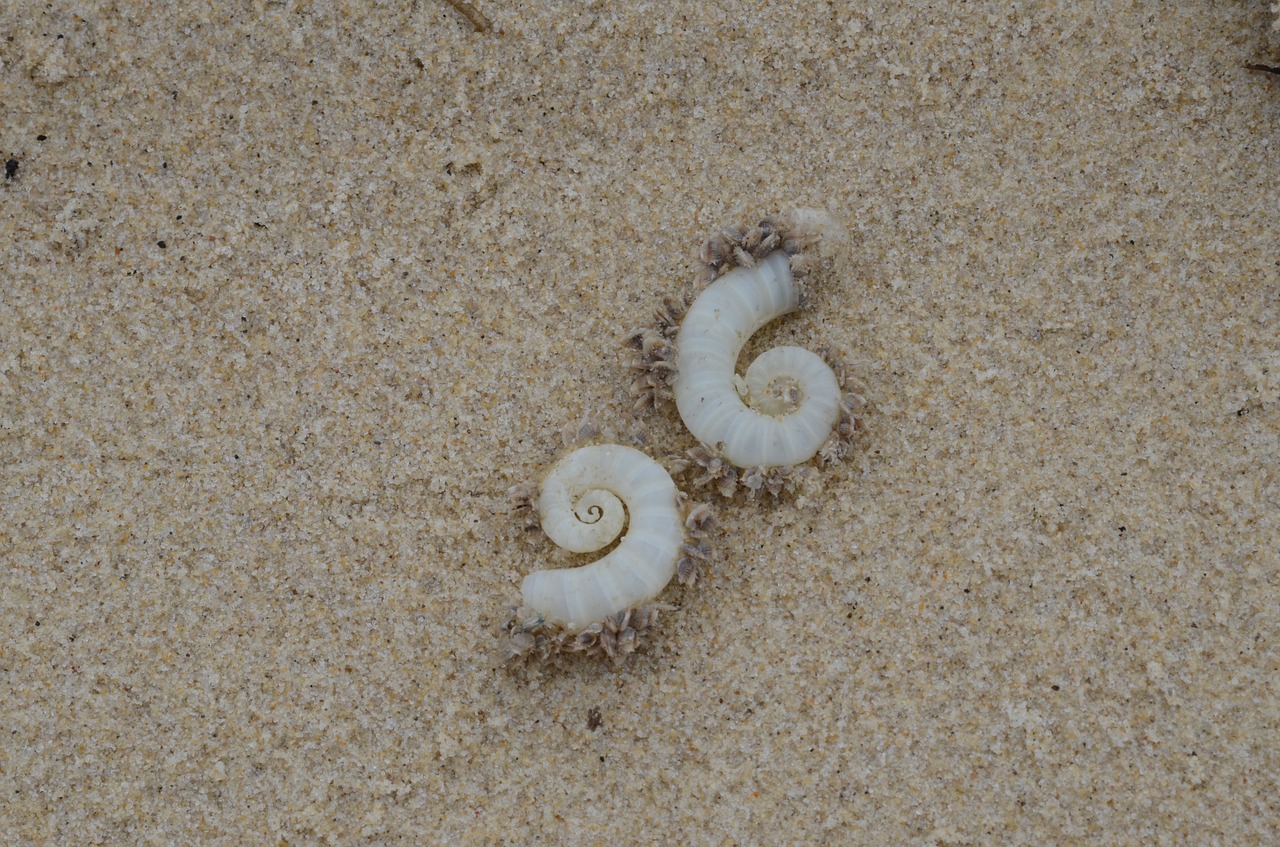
521, 444, 684, 632
672, 250, 843, 469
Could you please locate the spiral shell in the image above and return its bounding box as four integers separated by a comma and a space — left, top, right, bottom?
672, 249, 844, 470
520, 444, 685, 632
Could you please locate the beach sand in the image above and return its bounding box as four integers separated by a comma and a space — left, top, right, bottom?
2, 1, 1278, 843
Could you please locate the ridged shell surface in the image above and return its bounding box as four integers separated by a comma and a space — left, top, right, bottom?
521, 444, 683, 632
672, 250, 842, 468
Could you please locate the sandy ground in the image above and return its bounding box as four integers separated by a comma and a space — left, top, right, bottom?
2, 1, 1279, 844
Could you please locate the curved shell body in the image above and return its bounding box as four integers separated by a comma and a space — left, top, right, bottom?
521, 444, 683, 632
672, 250, 842, 468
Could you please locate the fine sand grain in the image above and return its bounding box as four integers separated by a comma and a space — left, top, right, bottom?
2, 1, 1278, 844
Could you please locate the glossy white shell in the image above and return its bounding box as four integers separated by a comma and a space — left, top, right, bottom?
672, 250, 842, 468
521, 444, 683, 632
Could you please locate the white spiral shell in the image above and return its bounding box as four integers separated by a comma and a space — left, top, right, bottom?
521, 444, 684, 632
672, 250, 843, 469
